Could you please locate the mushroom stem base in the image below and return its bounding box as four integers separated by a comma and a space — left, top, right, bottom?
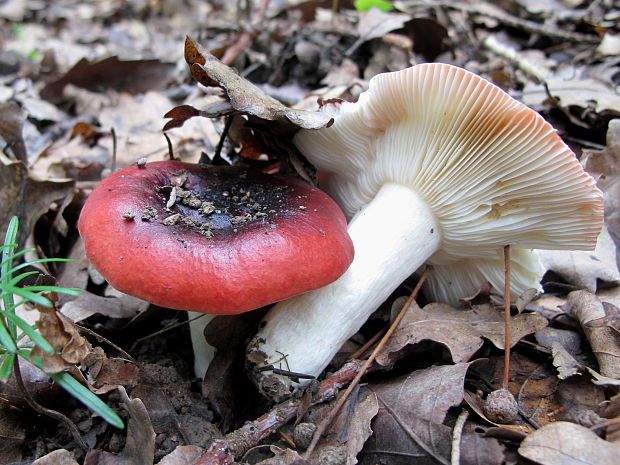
247, 183, 441, 401
189, 312, 217, 379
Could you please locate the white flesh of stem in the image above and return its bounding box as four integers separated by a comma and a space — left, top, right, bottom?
249, 183, 441, 393
188, 312, 217, 379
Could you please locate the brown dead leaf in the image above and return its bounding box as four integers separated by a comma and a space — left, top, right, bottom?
356, 8, 411, 45
362, 363, 503, 465
0, 153, 74, 246
182, 37, 334, 130
203, 311, 265, 432
582, 119, 620, 191
0, 403, 25, 464
31, 449, 79, 465
0, 101, 27, 162
308, 387, 379, 465
85, 386, 155, 465
522, 74, 620, 114
41, 57, 175, 103
519, 421, 620, 465
538, 226, 620, 292
516, 359, 605, 427
155, 446, 204, 465
253, 447, 304, 465
582, 118, 620, 264
377, 300, 547, 366
32, 300, 91, 373
564, 290, 620, 378
82, 347, 140, 394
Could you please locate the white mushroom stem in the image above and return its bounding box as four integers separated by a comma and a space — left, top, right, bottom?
247, 183, 440, 395
188, 312, 217, 379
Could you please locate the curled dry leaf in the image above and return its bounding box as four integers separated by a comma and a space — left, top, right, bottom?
0, 152, 74, 246
155, 446, 204, 465
538, 226, 620, 292
377, 300, 547, 366
0, 403, 25, 464
519, 421, 620, 465
564, 290, 620, 378
0, 101, 27, 162
522, 74, 620, 115
40, 56, 175, 103
179, 37, 333, 130
307, 388, 379, 465
31, 449, 79, 465
364, 363, 503, 465
32, 301, 91, 373
85, 386, 155, 465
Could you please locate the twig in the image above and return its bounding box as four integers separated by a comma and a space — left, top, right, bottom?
163, 132, 175, 160
13, 359, 89, 451
375, 391, 450, 465
303, 268, 430, 459
405, 1, 599, 43
349, 326, 387, 360
502, 245, 511, 390
194, 359, 364, 465
212, 115, 234, 165
110, 127, 117, 173
451, 409, 469, 465
221, 0, 270, 66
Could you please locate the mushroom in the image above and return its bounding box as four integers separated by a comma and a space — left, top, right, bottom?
246, 63, 604, 400
78, 160, 354, 377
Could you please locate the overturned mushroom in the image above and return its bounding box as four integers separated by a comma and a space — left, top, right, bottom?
78, 160, 353, 377
247, 63, 603, 401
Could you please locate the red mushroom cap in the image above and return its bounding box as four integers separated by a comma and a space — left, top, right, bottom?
78, 160, 354, 314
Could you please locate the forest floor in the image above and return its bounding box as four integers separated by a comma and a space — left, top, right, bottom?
1, 1, 620, 464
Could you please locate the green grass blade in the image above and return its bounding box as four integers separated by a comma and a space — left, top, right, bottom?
10, 257, 75, 273
50, 372, 125, 429
0, 353, 15, 381
0, 311, 54, 354
5, 287, 54, 307
9, 270, 40, 286
0, 247, 37, 267
0, 322, 18, 353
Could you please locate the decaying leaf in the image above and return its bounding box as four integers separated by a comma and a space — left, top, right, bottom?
522, 74, 620, 114
0, 101, 27, 162
81, 346, 140, 394
362, 363, 503, 465
178, 37, 334, 131
517, 358, 606, 427
31, 449, 79, 465
538, 226, 620, 292
40, 56, 175, 103
0, 153, 74, 245
377, 300, 547, 366
308, 387, 379, 465
519, 421, 620, 465
564, 290, 620, 378
582, 118, 620, 265
0, 403, 25, 464
155, 445, 204, 465
31, 300, 91, 373
84, 386, 155, 465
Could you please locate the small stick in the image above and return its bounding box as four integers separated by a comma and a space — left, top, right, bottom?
451, 409, 469, 465
163, 132, 175, 160
221, 0, 270, 66
194, 359, 364, 465
502, 245, 511, 389
110, 128, 117, 173
303, 268, 430, 459
13, 360, 89, 451
349, 326, 387, 360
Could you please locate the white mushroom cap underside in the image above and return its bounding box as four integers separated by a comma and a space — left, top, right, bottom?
294, 63, 603, 263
